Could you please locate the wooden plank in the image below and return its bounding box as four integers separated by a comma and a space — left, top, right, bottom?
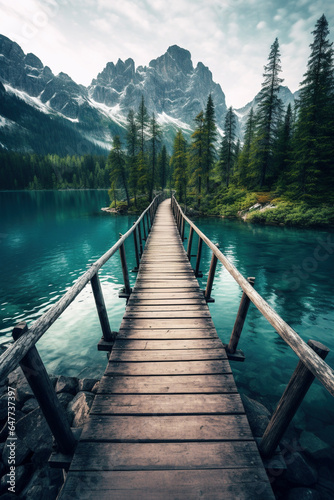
113, 339, 221, 349
123, 310, 212, 319
70, 441, 263, 470
117, 329, 219, 339
135, 281, 198, 288
98, 374, 237, 393
130, 292, 202, 299
127, 299, 207, 306
80, 414, 253, 442
90, 393, 244, 415
60, 469, 274, 500
105, 360, 232, 376
109, 349, 227, 362
119, 320, 216, 330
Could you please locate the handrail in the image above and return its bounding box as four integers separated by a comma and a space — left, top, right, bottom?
0, 193, 164, 381
171, 195, 334, 398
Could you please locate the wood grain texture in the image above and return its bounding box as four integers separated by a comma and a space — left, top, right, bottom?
59, 469, 274, 500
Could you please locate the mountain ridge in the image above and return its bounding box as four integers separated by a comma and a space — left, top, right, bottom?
0, 34, 296, 155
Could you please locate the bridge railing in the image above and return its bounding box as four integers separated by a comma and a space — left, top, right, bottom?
0, 193, 164, 456
171, 195, 334, 457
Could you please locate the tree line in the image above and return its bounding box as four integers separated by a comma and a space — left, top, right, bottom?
0, 152, 109, 190
170, 14, 334, 210
1, 15, 332, 217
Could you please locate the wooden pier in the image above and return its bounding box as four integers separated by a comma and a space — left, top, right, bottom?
58, 199, 274, 499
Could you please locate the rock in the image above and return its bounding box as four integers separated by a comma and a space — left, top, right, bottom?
287, 488, 321, 500
91, 381, 100, 393
0, 410, 25, 442
0, 396, 8, 421
55, 376, 78, 395
300, 431, 331, 458
0, 464, 33, 495
7, 366, 24, 388
15, 408, 53, 454
13, 463, 34, 494
2, 434, 31, 466
21, 398, 39, 413
57, 392, 75, 410
284, 452, 318, 486
15, 382, 34, 405
21, 464, 63, 499
241, 394, 270, 436
67, 391, 94, 427
78, 378, 99, 393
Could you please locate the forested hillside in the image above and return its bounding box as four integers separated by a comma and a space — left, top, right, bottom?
1, 15, 333, 226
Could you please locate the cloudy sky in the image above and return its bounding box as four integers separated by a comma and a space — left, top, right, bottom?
0, 0, 333, 108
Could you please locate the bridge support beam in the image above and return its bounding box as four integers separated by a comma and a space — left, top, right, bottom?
259, 339, 329, 457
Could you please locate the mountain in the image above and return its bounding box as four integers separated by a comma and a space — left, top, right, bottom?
235, 86, 298, 133
0, 36, 227, 155
0, 34, 298, 156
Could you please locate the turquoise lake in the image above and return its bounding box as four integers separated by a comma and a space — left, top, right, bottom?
1, 190, 334, 458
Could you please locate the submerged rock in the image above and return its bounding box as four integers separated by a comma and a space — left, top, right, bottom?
284, 452, 318, 486
55, 375, 77, 395
67, 391, 94, 427
241, 394, 270, 436
287, 487, 321, 500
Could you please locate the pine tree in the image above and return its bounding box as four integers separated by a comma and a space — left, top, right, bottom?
273, 103, 294, 188
292, 15, 334, 198
136, 95, 149, 196
237, 108, 256, 187
126, 109, 138, 205
136, 95, 149, 155
203, 94, 217, 193
219, 106, 237, 187
158, 145, 168, 191
171, 130, 188, 203
108, 136, 130, 207
190, 111, 205, 202
253, 38, 284, 187
148, 113, 162, 201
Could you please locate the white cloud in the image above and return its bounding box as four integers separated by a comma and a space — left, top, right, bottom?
256, 21, 266, 30
0, 0, 333, 108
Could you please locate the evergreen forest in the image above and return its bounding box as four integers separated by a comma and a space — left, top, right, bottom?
1, 15, 333, 227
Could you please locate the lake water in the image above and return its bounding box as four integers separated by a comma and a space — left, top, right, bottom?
1, 190, 334, 461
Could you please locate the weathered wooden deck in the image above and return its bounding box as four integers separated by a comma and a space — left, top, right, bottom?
59, 199, 274, 499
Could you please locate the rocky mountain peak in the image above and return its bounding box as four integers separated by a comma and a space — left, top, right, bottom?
24, 53, 43, 69
149, 45, 193, 78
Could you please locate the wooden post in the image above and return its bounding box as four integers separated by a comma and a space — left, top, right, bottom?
259, 339, 330, 458
12, 322, 76, 455
146, 211, 151, 234
181, 217, 185, 241
142, 214, 147, 241
119, 239, 131, 298
187, 226, 194, 261
138, 220, 143, 256
195, 237, 203, 278
204, 244, 219, 303
91, 273, 115, 343
132, 224, 140, 271
226, 277, 255, 354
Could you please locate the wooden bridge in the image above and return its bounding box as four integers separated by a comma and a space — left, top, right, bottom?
58, 198, 274, 499
1, 195, 333, 499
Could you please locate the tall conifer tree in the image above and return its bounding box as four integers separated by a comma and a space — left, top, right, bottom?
219, 106, 237, 187
252, 38, 284, 187
203, 94, 217, 193
292, 15, 334, 197
171, 130, 188, 203
190, 110, 205, 203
